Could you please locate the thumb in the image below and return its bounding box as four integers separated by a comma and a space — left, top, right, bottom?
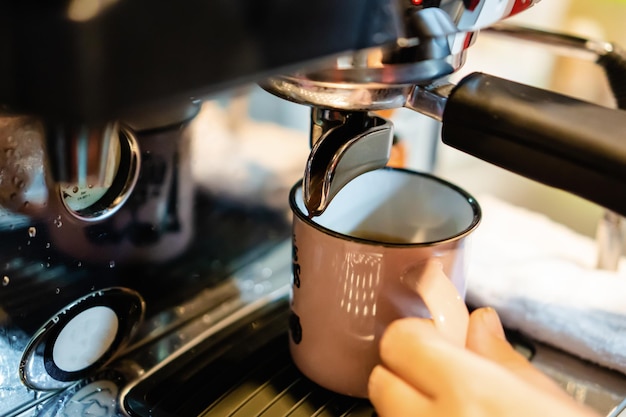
466, 307, 569, 398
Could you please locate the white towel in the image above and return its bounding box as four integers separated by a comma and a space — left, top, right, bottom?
466, 195, 626, 375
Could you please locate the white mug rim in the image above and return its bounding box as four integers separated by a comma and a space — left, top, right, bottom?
289, 167, 481, 248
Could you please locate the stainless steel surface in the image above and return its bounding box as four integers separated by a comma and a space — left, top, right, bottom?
45, 122, 120, 188
259, 36, 467, 112
405, 82, 455, 122
304, 111, 393, 216
0, 119, 141, 223
120, 241, 292, 393
484, 22, 616, 62
261, 1, 541, 111
293, 78, 452, 214
57, 126, 141, 222
261, 76, 414, 112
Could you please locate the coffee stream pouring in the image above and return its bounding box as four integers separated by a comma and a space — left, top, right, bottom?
304, 110, 394, 217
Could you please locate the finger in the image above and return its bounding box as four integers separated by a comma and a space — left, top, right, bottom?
467, 307, 545, 370
378, 317, 463, 397
403, 259, 469, 347
368, 365, 432, 417
467, 307, 570, 398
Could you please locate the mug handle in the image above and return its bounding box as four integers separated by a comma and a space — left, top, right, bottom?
403, 259, 469, 346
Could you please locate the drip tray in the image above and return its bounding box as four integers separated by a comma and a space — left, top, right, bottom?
123, 298, 374, 417
122, 294, 626, 417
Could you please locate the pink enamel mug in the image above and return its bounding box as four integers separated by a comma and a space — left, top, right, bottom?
288, 167, 481, 398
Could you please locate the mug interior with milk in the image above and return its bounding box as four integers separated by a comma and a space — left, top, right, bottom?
292, 167, 480, 245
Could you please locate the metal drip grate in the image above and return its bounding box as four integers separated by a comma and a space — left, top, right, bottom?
199, 349, 374, 417
124, 299, 375, 417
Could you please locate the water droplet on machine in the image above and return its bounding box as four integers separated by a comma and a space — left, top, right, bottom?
55, 288, 60, 294
109, 261, 116, 268
28, 227, 36, 238
53, 216, 63, 228
2, 276, 9, 286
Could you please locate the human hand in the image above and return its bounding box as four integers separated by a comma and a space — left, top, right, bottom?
368, 307, 601, 417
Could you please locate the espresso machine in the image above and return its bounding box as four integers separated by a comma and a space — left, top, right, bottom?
2, 1, 626, 416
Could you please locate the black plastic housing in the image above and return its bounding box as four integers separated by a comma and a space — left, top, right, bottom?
0, 0, 397, 122
442, 72, 626, 215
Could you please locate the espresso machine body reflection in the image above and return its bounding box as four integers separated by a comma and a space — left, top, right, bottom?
2, 1, 626, 416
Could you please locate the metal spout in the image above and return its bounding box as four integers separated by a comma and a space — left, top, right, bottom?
304, 109, 394, 216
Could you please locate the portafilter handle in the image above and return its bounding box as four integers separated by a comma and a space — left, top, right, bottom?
482, 23, 626, 271
411, 72, 626, 218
